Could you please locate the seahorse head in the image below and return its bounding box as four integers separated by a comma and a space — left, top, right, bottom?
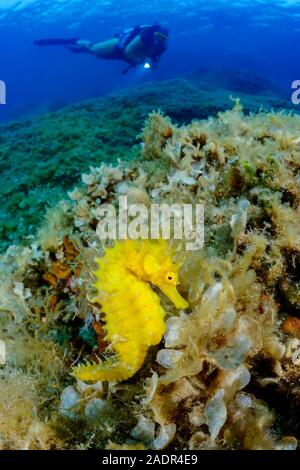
141, 241, 189, 310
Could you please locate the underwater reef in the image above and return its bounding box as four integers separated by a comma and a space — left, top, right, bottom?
0, 70, 295, 252
0, 99, 299, 450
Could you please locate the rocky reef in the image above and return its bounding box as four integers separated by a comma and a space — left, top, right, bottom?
0, 70, 295, 252
0, 97, 299, 449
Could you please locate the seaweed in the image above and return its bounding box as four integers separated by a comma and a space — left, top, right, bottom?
0, 102, 300, 449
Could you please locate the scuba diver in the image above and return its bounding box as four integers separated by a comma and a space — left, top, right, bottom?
34, 24, 169, 74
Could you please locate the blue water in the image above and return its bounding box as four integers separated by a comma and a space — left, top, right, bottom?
0, 0, 300, 122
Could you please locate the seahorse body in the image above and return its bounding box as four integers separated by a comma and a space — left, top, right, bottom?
72, 239, 188, 382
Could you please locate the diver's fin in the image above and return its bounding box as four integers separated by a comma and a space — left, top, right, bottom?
34, 37, 80, 46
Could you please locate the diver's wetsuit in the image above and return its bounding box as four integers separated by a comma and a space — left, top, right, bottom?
34, 24, 169, 72
116, 24, 168, 62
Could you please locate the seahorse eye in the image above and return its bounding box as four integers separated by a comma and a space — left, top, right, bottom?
165, 272, 176, 284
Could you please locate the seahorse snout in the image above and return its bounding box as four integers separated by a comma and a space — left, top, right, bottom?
159, 283, 188, 309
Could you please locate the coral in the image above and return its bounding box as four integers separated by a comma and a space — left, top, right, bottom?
72, 239, 188, 382
0, 98, 300, 449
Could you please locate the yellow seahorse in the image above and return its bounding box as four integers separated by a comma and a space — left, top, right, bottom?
72, 239, 188, 382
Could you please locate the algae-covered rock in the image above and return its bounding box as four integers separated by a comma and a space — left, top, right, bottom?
0, 91, 299, 449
